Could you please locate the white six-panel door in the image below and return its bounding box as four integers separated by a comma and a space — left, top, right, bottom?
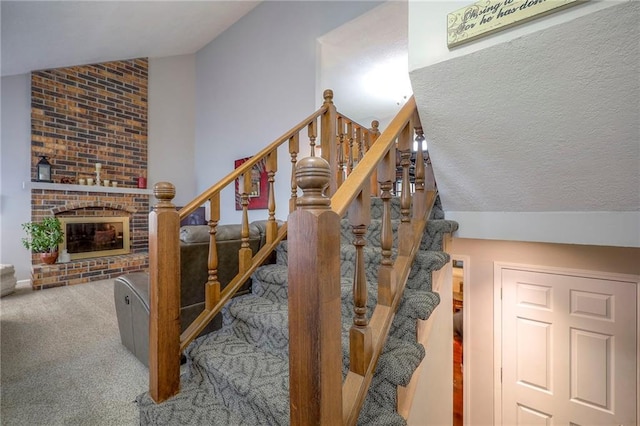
496, 265, 638, 426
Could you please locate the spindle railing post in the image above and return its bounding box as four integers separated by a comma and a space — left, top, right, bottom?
206, 194, 221, 310
337, 117, 346, 188
355, 126, 363, 164
288, 156, 342, 425
425, 152, 436, 191
149, 182, 181, 403
266, 150, 278, 244
377, 148, 396, 306
413, 127, 426, 219
320, 89, 338, 196
349, 185, 373, 375
309, 119, 318, 157
398, 123, 413, 256
289, 134, 300, 213
347, 121, 354, 177
369, 120, 381, 196
239, 170, 252, 273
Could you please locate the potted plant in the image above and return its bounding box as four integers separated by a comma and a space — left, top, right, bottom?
21, 217, 64, 264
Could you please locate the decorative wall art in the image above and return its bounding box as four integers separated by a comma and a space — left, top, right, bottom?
447, 0, 581, 48
234, 157, 268, 210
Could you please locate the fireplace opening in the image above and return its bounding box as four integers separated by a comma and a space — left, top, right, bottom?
59, 216, 130, 260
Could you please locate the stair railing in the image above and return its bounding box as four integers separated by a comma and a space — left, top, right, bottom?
148, 90, 379, 403
288, 95, 437, 425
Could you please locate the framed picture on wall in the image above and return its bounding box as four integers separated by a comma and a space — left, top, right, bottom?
234, 157, 268, 210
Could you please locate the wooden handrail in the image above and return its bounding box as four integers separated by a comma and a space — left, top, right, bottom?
331, 97, 417, 217
149, 90, 435, 426
178, 104, 329, 219
288, 95, 437, 425
149, 89, 380, 404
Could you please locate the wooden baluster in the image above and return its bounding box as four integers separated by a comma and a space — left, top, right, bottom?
288, 156, 342, 425
425, 151, 436, 190
349, 185, 373, 375
369, 120, 381, 197
266, 150, 278, 244
206, 194, 221, 310
320, 89, 338, 196
398, 123, 413, 256
413, 127, 426, 219
309, 119, 317, 157
356, 126, 364, 163
239, 170, 252, 273
347, 121, 354, 176
149, 182, 180, 403
289, 133, 299, 213
337, 117, 345, 188
377, 149, 396, 306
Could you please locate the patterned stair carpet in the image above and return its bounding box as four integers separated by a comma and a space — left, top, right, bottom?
138, 197, 458, 425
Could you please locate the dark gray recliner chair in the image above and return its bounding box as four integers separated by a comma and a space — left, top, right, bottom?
114, 221, 272, 367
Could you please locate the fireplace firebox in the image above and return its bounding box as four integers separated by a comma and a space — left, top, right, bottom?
59, 217, 130, 260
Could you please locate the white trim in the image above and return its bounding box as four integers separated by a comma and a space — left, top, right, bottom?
451, 254, 471, 425
492, 261, 640, 425
29, 181, 152, 195
446, 211, 640, 248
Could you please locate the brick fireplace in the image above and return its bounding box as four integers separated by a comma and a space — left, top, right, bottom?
29, 58, 150, 289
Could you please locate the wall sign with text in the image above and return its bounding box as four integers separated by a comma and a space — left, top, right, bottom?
447, 0, 583, 48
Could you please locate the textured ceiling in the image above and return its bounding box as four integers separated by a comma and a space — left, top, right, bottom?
412, 2, 639, 214
1, 1, 261, 76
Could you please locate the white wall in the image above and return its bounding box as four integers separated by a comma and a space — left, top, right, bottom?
408, 0, 622, 72
451, 238, 640, 425
148, 54, 197, 206
0, 74, 33, 280
194, 1, 381, 224
407, 1, 639, 248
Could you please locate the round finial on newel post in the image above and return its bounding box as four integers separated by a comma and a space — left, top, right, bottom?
323, 89, 334, 105
153, 182, 176, 208
371, 120, 379, 131
296, 156, 331, 209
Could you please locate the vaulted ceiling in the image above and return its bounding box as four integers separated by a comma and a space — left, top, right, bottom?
1, 1, 261, 76
3, 1, 637, 247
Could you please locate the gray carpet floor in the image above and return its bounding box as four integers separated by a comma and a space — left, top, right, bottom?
1, 279, 147, 425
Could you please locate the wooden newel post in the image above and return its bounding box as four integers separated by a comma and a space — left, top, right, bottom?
320, 89, 338, 196
288, 156, 342, 425
149, 182, 181, 403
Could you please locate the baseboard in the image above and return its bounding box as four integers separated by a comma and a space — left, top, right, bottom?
16, 279, 31, 289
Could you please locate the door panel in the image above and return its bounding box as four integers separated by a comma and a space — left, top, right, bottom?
502, 268, 637, 425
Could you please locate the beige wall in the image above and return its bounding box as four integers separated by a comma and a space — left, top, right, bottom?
451, 238, 640, 425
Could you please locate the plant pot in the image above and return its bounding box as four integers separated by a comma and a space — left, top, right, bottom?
40, 252, 58, 265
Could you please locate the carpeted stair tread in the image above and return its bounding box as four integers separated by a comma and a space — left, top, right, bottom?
340, 218, 400, 249
375, 336, 425, 387
137, 367, 246, 425
406, 250, 450, 292
139, 193, 459, 425
186, 330, 290, 425
420, 219, 459, 251
251, 263, 288, 304
223, 294, 289, 359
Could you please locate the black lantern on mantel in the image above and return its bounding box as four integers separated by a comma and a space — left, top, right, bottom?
36, 156, 52, 182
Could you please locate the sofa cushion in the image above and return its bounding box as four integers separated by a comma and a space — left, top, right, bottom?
180, 225, 210, 243
180, 224, 261, 243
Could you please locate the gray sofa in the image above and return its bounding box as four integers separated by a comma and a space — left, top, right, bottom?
114, 220, 275, 367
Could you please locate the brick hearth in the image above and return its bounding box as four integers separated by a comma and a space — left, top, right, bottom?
29, 183, 151, 289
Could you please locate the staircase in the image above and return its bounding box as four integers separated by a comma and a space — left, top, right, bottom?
141, 92, 459, 424
138, 194, 458, 424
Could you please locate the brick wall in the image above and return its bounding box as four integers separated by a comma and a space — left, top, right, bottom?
29, 59, 150, 289
31, 58, 147, 186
